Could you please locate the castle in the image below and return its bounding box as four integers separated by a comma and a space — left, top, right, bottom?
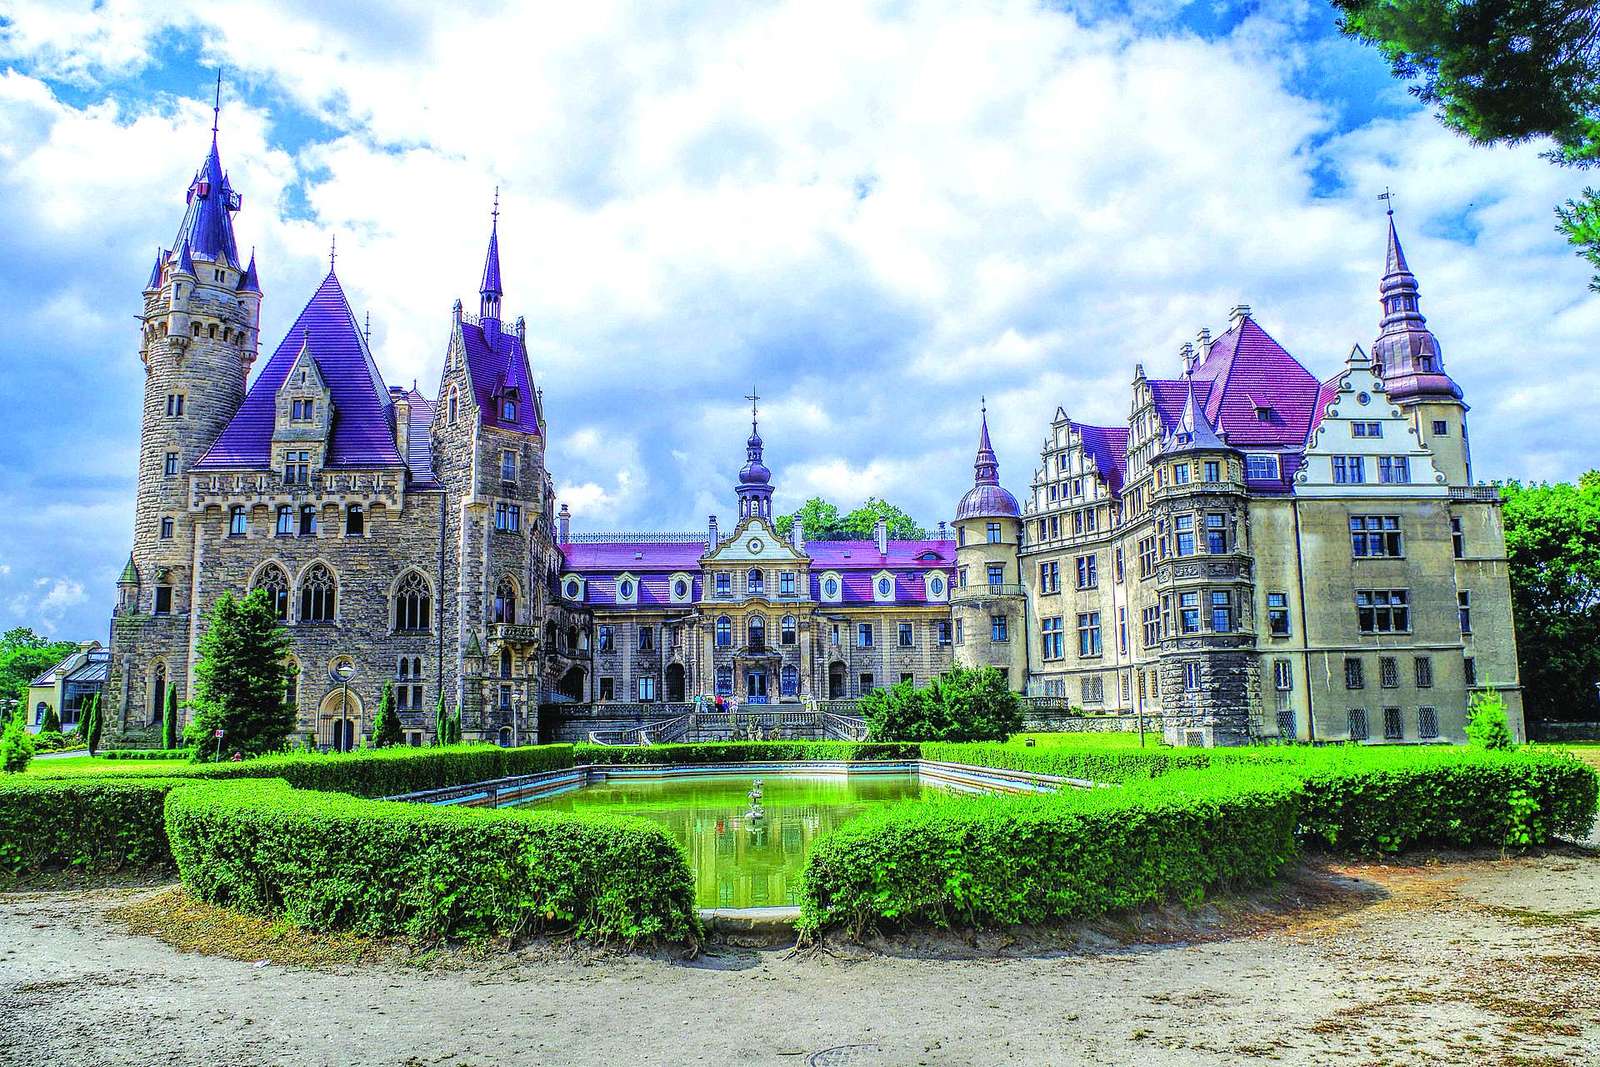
104, 115, 1522, 748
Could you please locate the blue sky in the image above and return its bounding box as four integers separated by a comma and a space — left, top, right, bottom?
1, 0, 1596, 639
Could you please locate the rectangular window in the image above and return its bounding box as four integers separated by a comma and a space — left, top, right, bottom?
1414, 656, 1433, 688
494, 503, 521, 532
639, 626, 654, 651
1174, 515, 1195, 557
857, 623, 874, 648
1332, 455, 1366, 484
1267, 592, 1290, 636
1345, 657, 1365, 690
1382, 706, 1403, 740
229, 508, 247, 536
1273, 658, 1292, 691
1077, 612, 1102, 657
859, 673, 875, 695
715, 573, 731, 596
986, 521, 1002, 544
160, 517, 174, 540
164, 451, 178, 477
1210, 590, 1233, 633
284, 450, 310, 485
597, 625, 614, 653
954, 619, 964, 645
1418, 707, 1439, 739
990, 616, 1008, 642
1377, 456, 1410, 484
165, 393, 185, 417
346, 505, 364, 536
1451, 516, 1464, 559
780, 571, 796, 596
1380, 656, 1399, 688
1458, 591, 1472, 634
1245, 453, 1280, 480
1351, 421, 1383, 438
897, 622, 914, 648
935, 619, 951, 647
1039, 560, 1059, 594
299, 505, 317, 537
1075, 554, 1097, 589
1118, 606, 1128, 656
1205, 513, 1228, 554
1277, 709, 1297, 739
276, 507, 293, 536
501, 451, 517, 482
1431, 419, 1449, 436
1356, 590, 1411, 633
1138, 536, 1157, 577
1348, 708, 1369, 741
599, 677, 615, 701
900, 673, 915, 686
1183, 662, 1201, 691
1179, 591, 1200, 634
986, 563, 1005, 587
1463, 656, 1477, 687
830, 623, 841, 646
1114, 547, 1124, 583
1081, 675, 1104, 704
1203, 461, 1221, 482
1040, 616, 1063, 660
153, 586, 173, 615
1350, 515, 1404, 558
638, 676, 656, 702
1172, 462, 1190, 485
1141, 606, 1160, 648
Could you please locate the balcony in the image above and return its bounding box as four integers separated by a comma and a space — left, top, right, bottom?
1449, 486, 1501, 503
489, 622, 543, 645
952, 583, 1026, 603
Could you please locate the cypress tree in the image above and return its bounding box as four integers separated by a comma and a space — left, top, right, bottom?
189, 589, 295, 760
372, 681, 402, 748
83, 693, 103, 756
433, 690, 448, 746
449, 702, 463, 745
41, 704, 60, 734
161, 684, 179, 749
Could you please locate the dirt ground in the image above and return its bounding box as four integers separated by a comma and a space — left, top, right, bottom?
3, 851, 1599, 1067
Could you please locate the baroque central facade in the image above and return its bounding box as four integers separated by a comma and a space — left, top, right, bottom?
103, 115, 1522, 749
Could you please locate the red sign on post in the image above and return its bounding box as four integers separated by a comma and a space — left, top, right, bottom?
214, 729, 225, 738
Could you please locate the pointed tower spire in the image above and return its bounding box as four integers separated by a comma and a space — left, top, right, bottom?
1372, 206, 1460, 404
172, 74, 242, 270
736, 388, 773, 521
479, 189, 503, 331
956, 400, 1020, 520
237, 248, 262, 294
146, 248, 165, 290
1166, 377, 1232, 454
974, 397, 999, 485
176, 239, 196, 276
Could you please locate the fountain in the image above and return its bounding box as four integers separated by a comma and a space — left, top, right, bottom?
744, 779, 766, 827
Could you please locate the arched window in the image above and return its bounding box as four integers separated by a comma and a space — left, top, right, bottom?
747, 569, 764, 594
781, 665, 799, 696
493, 578, 517, 623
228, 506, 247, 536
715, 616, 732, 647
299, 563, 336, 623
150, 663, 166, 725
747, 615, 766, 650
394, 571, 431, 631
252, 563, 290, 620
781, 615, 797, 645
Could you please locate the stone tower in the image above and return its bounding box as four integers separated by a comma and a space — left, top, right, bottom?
951, 405, 1027, 689
1372, 211, 1471, 486
109, 111, 260, 733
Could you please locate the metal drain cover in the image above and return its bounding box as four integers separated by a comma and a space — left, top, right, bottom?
808, 1045, 884, 1066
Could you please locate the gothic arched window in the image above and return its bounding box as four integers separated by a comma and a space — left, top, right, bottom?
299, 563, 336, 623
150, 662, 166, 726
394, 571, 431, 631
715, 616, 732, 647
493, 578, 516, 624
252, 563, 290, 620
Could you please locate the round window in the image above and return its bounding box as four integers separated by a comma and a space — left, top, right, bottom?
1356, 391, 1371, 405
748, 538, 764, 553
930, 577, 944, 595
674, 579, 688, 598
824, 578, 838, 598
565, 581, 578, 599
619, 580, 633, 598
878, 578, 892, 596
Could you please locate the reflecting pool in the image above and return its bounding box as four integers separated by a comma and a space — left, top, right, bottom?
533, 773, 943, 909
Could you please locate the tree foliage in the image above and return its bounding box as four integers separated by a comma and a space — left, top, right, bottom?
1333, 0, 1600, 287
162, 685, 179, 750
1501, 474, 1600, 722
82, 693, 103, 757
0, 705, 35, 773
862, 666, 1023, 742
187, 590, 297, 760
1, 627, 76, 719
40, 704, 59, 734
372, 682, 403, 749
1466, 690, 1516, 749
774, 496, 930, 540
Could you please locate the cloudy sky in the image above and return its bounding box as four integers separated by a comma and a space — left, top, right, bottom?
1, 0, 1596, 638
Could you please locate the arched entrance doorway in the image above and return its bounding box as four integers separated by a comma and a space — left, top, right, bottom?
666, 663, 686, 702
828, 661, 846, 700
557, 665, 586, 701
319, 689, 365, 752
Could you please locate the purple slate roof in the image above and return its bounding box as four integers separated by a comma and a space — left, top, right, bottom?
806, 539, 956, 568
171, 136, 240, 269
1308, 374, 1343, 435
194, 270, 405, 471
581, 573, 704, 608
1075, 424, 1130, 496
1185, 317, 1321, 448
461, 321, 542, 436
397, 386, 440, 488
560, 541, 709, 572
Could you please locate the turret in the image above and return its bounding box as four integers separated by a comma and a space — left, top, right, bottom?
1372, 209, 1472, 485
479, 189, 503, 334
951, 403, 1026, 689
735, 394, 774, 521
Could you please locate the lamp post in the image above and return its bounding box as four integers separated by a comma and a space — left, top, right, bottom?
331, 660, 357, 752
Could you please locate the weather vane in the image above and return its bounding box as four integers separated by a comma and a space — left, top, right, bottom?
1378, 187, 1396, 216
329, 234, 337, 271
744, 387, 760, 431
212, 69, 223, 135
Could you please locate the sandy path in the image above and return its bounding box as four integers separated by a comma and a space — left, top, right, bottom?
3, 853, 1598, 1067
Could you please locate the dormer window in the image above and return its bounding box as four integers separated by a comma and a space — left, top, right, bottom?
502, 399, 517, 422
291, 399, 314, 421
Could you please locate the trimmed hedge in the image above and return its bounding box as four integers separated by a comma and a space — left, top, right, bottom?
575, 741, 922, 765
919, 741, 1228, 782
799, 767, 1303, 936
100, 748, 195, 761
0, 776, 195, 883
165, 780, 699, 944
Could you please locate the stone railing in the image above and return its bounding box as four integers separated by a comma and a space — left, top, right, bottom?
1449, 485, 1502, 503
952, 583, 1026, 603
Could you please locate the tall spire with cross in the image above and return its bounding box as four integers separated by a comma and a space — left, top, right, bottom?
956, 397, 1020, 521
1371, 194, 1459, 405
736, 388, 773, 521
479, 188, 503, 330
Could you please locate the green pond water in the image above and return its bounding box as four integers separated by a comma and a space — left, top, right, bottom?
533, 773, 945, 909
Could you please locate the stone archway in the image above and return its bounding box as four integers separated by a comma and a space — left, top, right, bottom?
665, 663, 686, 703
318, 688, 365, 752
828, 661, 846, 700
557, 665, 586, 701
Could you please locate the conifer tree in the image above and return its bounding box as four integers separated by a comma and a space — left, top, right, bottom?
434, 690, 448, 746
41, 704, 59, 734
372, 681, 402, 748
82, 693, 102, 756
188, 589, 295, 760
0, 704, 34, 772
161, 684, 179, 749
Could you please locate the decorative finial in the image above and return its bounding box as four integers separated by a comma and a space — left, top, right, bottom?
491, 186, 500, 227
745, 387, 760, 432
212, 68, 222, 137
981, 395, 987, 417
1378, 187, 1396, 217
329, 234, 336, 271
364, 310, 371, 344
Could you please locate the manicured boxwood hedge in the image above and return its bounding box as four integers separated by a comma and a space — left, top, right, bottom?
100, 748, 195, 760
164, 779, 699, 944
0, 776, 196, 884
798, 767, 1304, 936
919, 741, 1229, 782
575, 740, 922, 765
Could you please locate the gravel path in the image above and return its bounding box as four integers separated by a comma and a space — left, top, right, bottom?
3, 852, 1598, 1066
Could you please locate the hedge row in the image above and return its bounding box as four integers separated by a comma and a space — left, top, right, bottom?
574, 741, 923, 765
918, 741, 1228, 782
799, 767, 1303, 936
0, 776, 192, 883
165, 780, 698, 944
100, 748, 195, 760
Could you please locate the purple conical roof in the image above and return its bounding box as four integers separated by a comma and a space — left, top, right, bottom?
170, 134, 241, 269
1164, 376, 1235, 454
237, 249, 262, 294
1373, 212, 1460, 404
176, 239, 196, 275
956, 406, 1020, 519
480, 220, 502, 297
145, 248, 165, 290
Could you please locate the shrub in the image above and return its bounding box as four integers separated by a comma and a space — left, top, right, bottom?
100, 748, 196, 760
863, 666, 1023, 742
799, 767, 1303, 936
1, 709, 35, 773
0, 776, 193, 883
83, 692, 104, 755
161, 684, 179, 750
187, 589, 296, 759
29, 729, 83, 754
41, 704, 60, 733
165, 779, 699, 944
372, 682, 402, 749
919, 741, 1226, 782
576, 741, 922, 765
1466, 690, 1515, 750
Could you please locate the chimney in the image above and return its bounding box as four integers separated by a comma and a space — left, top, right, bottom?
392, 391, 411, 463
1179, 341, 1196, 375
936, 520, 948, 540
1228, 304, 1252, 327
874, 517, 888, 556
791, 517, 805, 551
558, 503, 571, 544
708, 514, 719, 548
1195, 327, 1212, 364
